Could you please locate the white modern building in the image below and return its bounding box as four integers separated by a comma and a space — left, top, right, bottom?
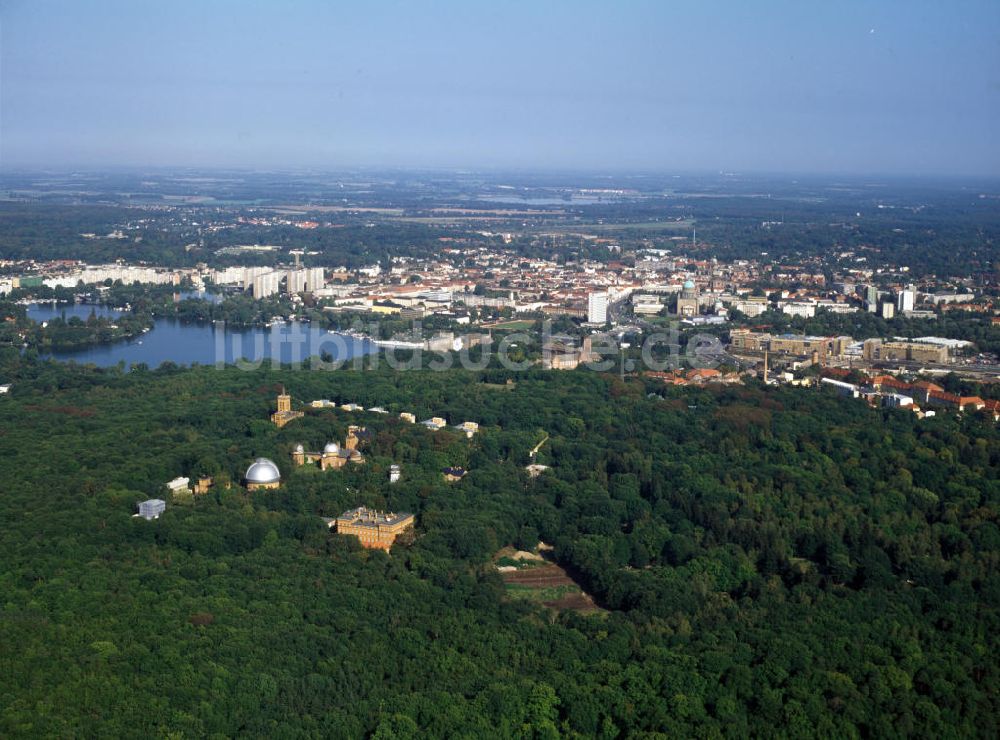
897, 285, 916, 313
138, 499, 166, 520
165, 477, 190, 495
780, 301, 817, 318
252, 271, 282, 298
820, 377, 859, 398
242, 267, 273, 291
587, 292, 608, 324
304, 267, 325, 292
882, 394, 914, 408
43, 265, 181, 289
732, 299, 769, 318
286, 269, 308, 294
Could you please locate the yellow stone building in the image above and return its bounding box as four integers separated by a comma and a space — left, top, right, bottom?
271, 390, 304, 428
292, 426, 366, 470
193, 476, 214, 495
335, 506, 414, 551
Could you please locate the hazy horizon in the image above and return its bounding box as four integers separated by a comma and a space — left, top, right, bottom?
2, 0, 998, 177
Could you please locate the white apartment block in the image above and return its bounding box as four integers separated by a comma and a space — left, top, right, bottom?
587, 292, 608, 324
252, 271, 282, 298
43, 265, 180, 289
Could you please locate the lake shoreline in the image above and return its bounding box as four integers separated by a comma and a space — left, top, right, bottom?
27, 303, 376, 368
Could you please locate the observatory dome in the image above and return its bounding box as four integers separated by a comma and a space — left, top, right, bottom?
245, 458, 281, 484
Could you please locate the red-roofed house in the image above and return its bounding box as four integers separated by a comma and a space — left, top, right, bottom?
926, 391, 985, 411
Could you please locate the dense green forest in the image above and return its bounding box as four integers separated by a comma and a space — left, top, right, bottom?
0, 204, 203, 267
0, 353, 998, 737
0, 204, 467, 270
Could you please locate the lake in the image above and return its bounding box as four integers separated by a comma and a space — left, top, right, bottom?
27, 303, 376, 368
28, 302, 123, 322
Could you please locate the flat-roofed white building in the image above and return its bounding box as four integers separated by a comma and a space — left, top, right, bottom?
138, 499, 166, 520
587, 292, 608, 324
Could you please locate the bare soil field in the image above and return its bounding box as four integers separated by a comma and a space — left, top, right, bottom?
501, 563, 603, 613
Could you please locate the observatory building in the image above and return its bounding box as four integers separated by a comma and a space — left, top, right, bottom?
244, 458, 281, 490
271, 390, 304, 428
292, 426, 367, 470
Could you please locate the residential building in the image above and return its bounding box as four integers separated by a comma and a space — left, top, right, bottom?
305, 267, 325, 292
780, 301, 817, 318
252, 271, 282, 298
732, 297, 769, 317
587, 292, 608, 324
897, 284, 916, 313
926, 392, 985, 411
863, 284, 879, 312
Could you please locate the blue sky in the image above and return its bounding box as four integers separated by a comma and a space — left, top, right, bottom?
2, 0, 998, 174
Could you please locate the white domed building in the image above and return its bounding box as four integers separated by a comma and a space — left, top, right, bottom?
244, 458, 281, 491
